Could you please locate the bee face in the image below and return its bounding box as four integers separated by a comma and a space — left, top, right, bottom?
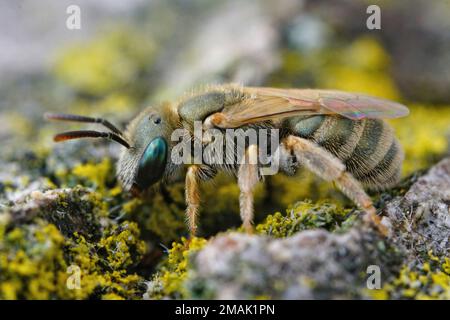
117, 106, 173, 193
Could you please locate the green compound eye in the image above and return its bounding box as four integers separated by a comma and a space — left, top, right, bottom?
135, 137, 168, 189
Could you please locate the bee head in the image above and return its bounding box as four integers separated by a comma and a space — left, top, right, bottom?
46, 103, 179, 195
117, 105, 177, 193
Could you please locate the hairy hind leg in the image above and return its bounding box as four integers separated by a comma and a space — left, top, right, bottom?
283, 135, 387, 235
237, 144, 260, 234
185, 165, 201, 238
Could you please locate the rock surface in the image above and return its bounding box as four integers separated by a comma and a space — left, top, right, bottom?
384, 158, 450, 260
186, 229, 401, 299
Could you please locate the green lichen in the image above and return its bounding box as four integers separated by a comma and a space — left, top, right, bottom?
256, 200, 357, 238
120, 188, 187, 244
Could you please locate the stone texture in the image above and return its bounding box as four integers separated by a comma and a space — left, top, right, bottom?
384, 158, 450, 260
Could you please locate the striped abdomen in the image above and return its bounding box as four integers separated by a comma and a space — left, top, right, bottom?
284, 115, 403, 190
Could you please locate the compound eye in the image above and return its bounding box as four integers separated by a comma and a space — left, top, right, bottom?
134, 137, 167, 189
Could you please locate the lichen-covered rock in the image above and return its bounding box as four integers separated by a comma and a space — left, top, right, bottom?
377, 252, 450, 300
375, 158, 450, 299
384, 157, 450, 260
0, 213, 147, 299
0, 186, 147, 299
7, 187, 105, 240
182, 229, 401, 299
146, 158, 450, 300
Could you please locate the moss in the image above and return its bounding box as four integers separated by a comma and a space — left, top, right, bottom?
146, 237, 207, 299
1, 179, 147, 300
256, 200, 357, 238
121, 188, 187, 243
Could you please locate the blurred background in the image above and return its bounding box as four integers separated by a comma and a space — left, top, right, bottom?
0, 0, 449, 299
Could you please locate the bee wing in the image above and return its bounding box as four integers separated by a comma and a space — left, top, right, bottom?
216, 87, 409, 128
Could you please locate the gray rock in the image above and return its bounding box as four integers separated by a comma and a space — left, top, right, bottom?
186, 228, 401, 299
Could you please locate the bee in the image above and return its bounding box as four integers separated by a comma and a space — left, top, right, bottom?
45, 84, 409, 236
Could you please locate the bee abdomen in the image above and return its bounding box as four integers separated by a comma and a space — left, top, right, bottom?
312, 116, 365, 160
287, 116, 403, 190
351, 137, 403, 190
343, 119, 402, 190
287, 115, 365, 160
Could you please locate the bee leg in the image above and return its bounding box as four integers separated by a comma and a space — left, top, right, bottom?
185, 165, 201, 239
336, 172, 386, 235
284, 136, 387, 236
238, 144, 259, 234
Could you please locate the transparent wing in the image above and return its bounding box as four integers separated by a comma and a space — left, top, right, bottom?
215, 87, 409, 128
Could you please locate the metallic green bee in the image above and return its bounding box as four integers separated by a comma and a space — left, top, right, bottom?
46, 84, 409, 236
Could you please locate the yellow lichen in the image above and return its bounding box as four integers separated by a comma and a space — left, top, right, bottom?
0, 221, 68, 299
98, 222, 147, 270
149, 237, 207, 299
256, 200, 355, 238
72, 158, 113, 192
0, 215, 146, 300
370, 251, 450, 300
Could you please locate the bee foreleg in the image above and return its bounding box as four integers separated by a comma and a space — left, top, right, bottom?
238, 144, 260, 234
185, 165, 201, 238
284, 136, 386, 235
